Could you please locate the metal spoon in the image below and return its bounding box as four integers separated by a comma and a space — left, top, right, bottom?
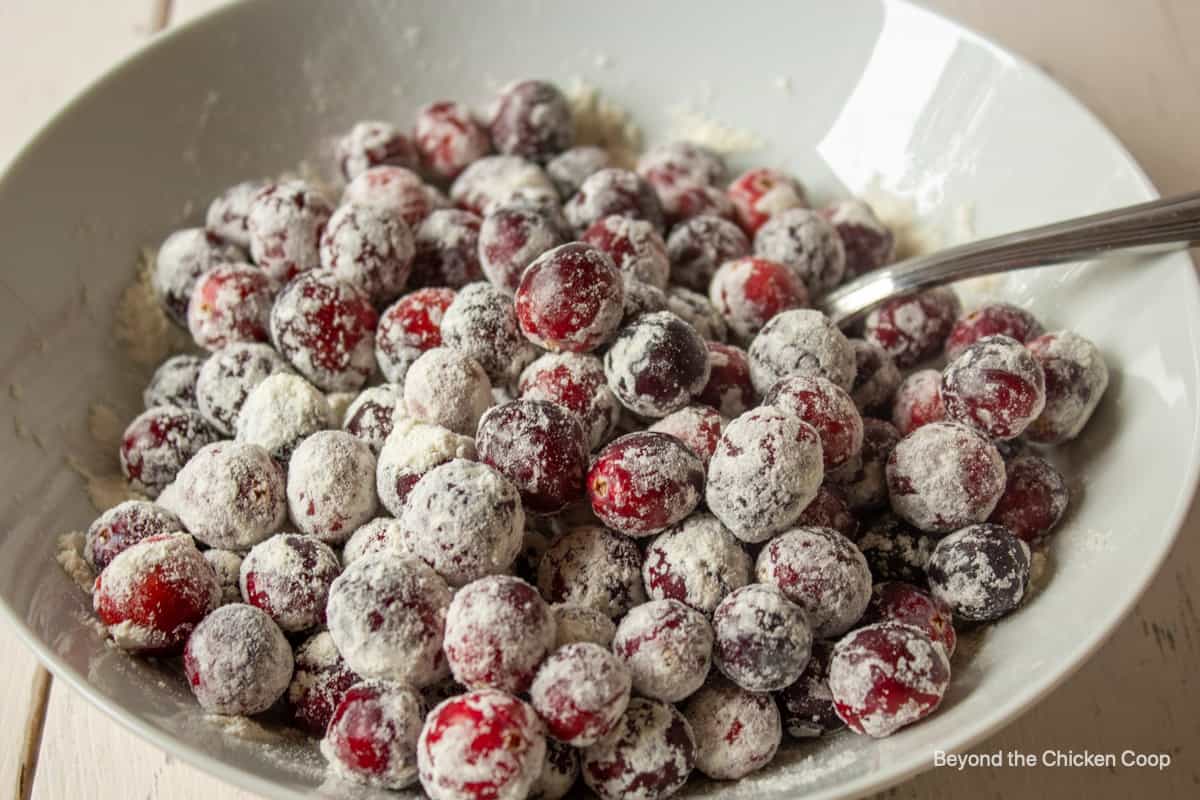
818, 191, 1200, 327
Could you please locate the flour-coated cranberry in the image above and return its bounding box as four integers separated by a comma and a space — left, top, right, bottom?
450, 155, 558, 217
85, 500, 184, 573
490, 80, 574, 162
828, 621, 950, 737
343, 165, 445, 228
820, 199, 895, 279
342, 518, 408, 566
581, 697, 696, 800
727, 167, 808, 236
444, 575, 555, 693
864, 581, 957, 658
659, 183, 736, 228
154, 228, 245, 325
187, 264, 274, 350
927, 523, 1031, 621
269, 271, 377, 392
666, 214, 751, 292
620, 278, 669, 327
194, 342, 292, 435
286, 430, 378, 542
536, 525, 646, 618
642, 514, 751, 616
238, 532, 341, 632
892, 369, 945, 436
120, 406, 219, 498
479, 204, 565, 294
144, 354, 204, 412
753, 208, 846, 296
518, 352, 620, 450
682, 675, 781, 780
530, 741, 579, 800
514, 242, 625, 354
531, 642, 631, 746
477, 400, 588, 515
546, 145, 610, 198
756, 526, 872, 638
850, 338, 901, 414
93, 533, 220, 655
318, 203, 414, 304
583, 215, 670, 289
414, 101, 491, 180
375, 418, 476, 516
612, 599, 713, 702
418, 689, 547, 800
637, 142, 725, 190
441, 282, 538, 384
855, 513, 936, 584
887, 421, 1006, 534
408, 208, 484, 290
183, 603, 293, 715
403, 347, 492, 435
988, 454, 1069, 543
766, 373, 864, 469
246, 181, 332, 282
709, 256, 810, 341
863, 287, 962, 368
941, 334, 1046, 441
565, 168, 665, 233
288, 631, 359, 736
712, 583, 812, 693
1025, 330, 1109, 444
648, 404, 724, 467
828, 418, 901, 512
776, 641, 843, 738
945, 302, 1046, 362
748, 308, 856, 394
604, 311, 710, 418
665, 286, 727, 343
336, 121, 418, 181
375, 287, 455, 383
343, 384, 403, 454
795, 484, 859, 540
206, 180, 268, 249
588, 432, 704, 537
321, 679, 423, 789
697, 341, 756, 418
705, 407, 824, 543
233, 374, 333, 465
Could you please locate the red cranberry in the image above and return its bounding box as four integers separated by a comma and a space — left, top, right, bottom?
748, 308, 856, 394
820, 199, 895, 279
336, 121, 418, 181
565, 168, 665, 233
403, 347, 493, 436
206, 180, 267, 249
709, 256, 810, 341
531, 642, 632, 746
682, 676, 782, 780
408, 208, 484, 290
326, 555, 452, 687
756, 526, 872, 638
270, 271, 378, 392
238, 532, 341, 632
321, 679, 423, 789
765, 374, 864, 469
343, 384, 403, 454
375, 418, 476, 516
753, 208, 846, 296
850, 338, 901, 414
642, 513, 751, 616
828, 418, 902, 512
479, 204, 565, 294
450, 154, 558, 216
375, 287, 456, 383
418, 690, 547, 800
119, 406, 218, 498
887, 421, 1006, 534
777, 641, 843, 738
144, 354, 204, 411
665, 286, 728, 342
490, 80, 574, 162
942, 334, 1046, 440
989, 454, 1069, 543
604, 311, 710, 418
287, 430, 378, 542
441, 282, 537, 384
536, 525, 646, 618
928, 523, 1032, 621
343, 166, 445, 228
154, 228, 244, 325
246, 181, 332, 282
318, 203, 414, 304
477, 400, 588, 515
864, 581, 957, 658
518, 352, 620, 450
666, 214, 751, 292
795, 484, 860, 539
712, 583, 812, 692
697, 341, 756, 417
658, 183, 735, 227
85, 500, 184, 573
863, 287, 962, 368
194, 342, 291, 436
581, 697, 696, 800
93, 533, 220, 655
648, 404, 724, 467
515, 242, 624, 353
1025, 330, 1109, 444
184, 603, 293, 714
636, 142, 725, 189
706, 407, 824, 543
342, 518, 408, 566
187, 264, 274, 350
828, 621, 950, 737
588, 432, 704, 537
444, 575, 555, 693
414, 100, 491, 180
855, 513, 936, 584
727, 167, 808, 236
546, 145, 610, 198
945, 302, 1045, 361
166, 441, 287, 549
289, 631, 359, 736
892, 368, 945, 435
234, 372, 335, 463
612, 599, 713, 702
582, 215, 670, 289
530, 740, 580, 800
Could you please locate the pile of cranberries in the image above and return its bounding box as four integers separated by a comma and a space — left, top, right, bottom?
80, 78, 1110, 798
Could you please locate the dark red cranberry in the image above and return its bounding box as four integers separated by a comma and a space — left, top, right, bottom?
184, 603, 293, 715
827, 417, 902, 512
1025, 330, 1109, 444
270, 271, 379, 392
942, 334, 1046, 441
582, 215, 670, 289
892, 368, 945, 435
863, 287, 961, 368
444, 575, 556, 693
636, 141, 725, 189
536, 525, 646, 618
143, 354, 204, 411
194, 342, 291, 436
318, 203, 414, 305
154, 228, 245, 325
658, 183, 735, 227
477, 400, 589, 514
375, 287, 456, 383
439, 281, 537, 384
927, 523, 1031, 621
753, 208, 846, 296
850, 338, 901, 414
765, 373, 865, 469
863, 581, 957, 658
246, 180, 333, 282
449, 155, 557, 217
709, 256, 810, 341
119, 406, 219, 498
565, 168, 664, 233
603, 311, 711, 418
85, 500, 184, 573
518, 352, 620, 450
531, 642, 631, 746
641, 513, 752, 615
414, 100, 491, 180
546, 145, 610, 199
322, 679, 423, 789
580, 698, 696, 800
343, 165, 445, 228
648, 404, 724, 467
490, 80, 574, 162
988, 454, 1069, 543
479, 204, 565, 294
666, 286, 728, 343
206, 180, 267, 250
666, 214, 751, 292
820, 199, 895, 279
343, 385, 403, 454
239, 533, 341, 632
727, 167, 808, 236
755, 526, 872, 638
289, 631, 360, 736
516, 242, 624, 353
588, 432, 705, 537
407, 209, 484, 289
612, 599, 713, 702
945, 302, 1045, 361
855, 513, 936, 584
336, 121, 418, 181
712, 583, 812, 692
795, 484, 859, 540
697, 341, 756, 417
187, 264, 274, 350
777, 641, 844, 738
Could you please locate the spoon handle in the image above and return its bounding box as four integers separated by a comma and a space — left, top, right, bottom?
819, 190, 1200, 327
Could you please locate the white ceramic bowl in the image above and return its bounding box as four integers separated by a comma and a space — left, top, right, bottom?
0, 1, 1197, 798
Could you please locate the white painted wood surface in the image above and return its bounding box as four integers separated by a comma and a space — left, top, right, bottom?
1, 0, 1197, 797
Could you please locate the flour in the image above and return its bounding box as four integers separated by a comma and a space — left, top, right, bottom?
115, 248, 195, 366
565, 78, 643, 169
56, 531, 94, 593
669, 106, 765, 154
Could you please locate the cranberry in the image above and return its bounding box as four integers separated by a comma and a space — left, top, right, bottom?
712, 583, 812, 692
613, 599, 713, 702
238, 533, 341, 632
604, 311, 710, 418
546, 145, 610, 198
536, 525, 646, 618
942, 335, 1046, 441
477, 400, 588, 515
637, 142, 725, 189
581, 697, 696, 800
336, 121, 418, 181
727, 167, 807, 235
927, 523, 1032, 621
944, 302, 1044, 361
414, 100, 492, 180
515, 242, 624, 353
206, 180, 267, 250
828, 621, 950, 737
531, 641, 632, 746
85, 500, 183, 573
154, 228, 244, 325
552, 603, 617, 648
418, 689, 547, 800
682, 675, 782, 780
194, 342, 291, 435
450, 155, 558, 217
588, 432, 704, 537
776, 641, 843, 738
765, 374, 864, 469
648, 404, 724, 467
119, 406, 218, 498
183, 603, 293, 715
270, 271, 377, 392
828, 418, 902, 512
343, 384, 403, 454
892, 368, 945, 435
795, 484, 860, 539
530, 741, 579, 800
989, 454, 1069, 543
665, 286, 728, 342
403, 347, 493, 436
706, 407, 824, 543
321, 680, 423, 789
400, 459, 524, 587
864, 581, 957, 658
317, 203, 413, 304
343, 165, 445, 228
863, 287, 962, 368
165, 441, 287, 549
93, 533, 220, 655
518, 352, 620, 450
620, 277, 669, 326
666, 214, 751, 292
143, 354, 204, 412
855, 513, 936, 584
748, 308, 856, 394
234, 372, 335, 463
640, 515, 747, 617
582, 215, 670, 289
408, 208, 485, 289
565, 168, 665, 233
246, 181, 332, 282
289, 631, 359, 736
205, 549, 243, 606
887, 421, 1006, 534
286, 430, 378, 542
697, 341, 756, 417
342, 518, 408, 566
478, 204, 565, 294
820, 199, 895, 279
756, 526, 872, 637
444, 575, 555, 693
375, 417, 476, 516
1025, 330, 1109, 444
187, 264, 274, 350
375, 287, 456, 383
753, 208, 846, 296
850, 338, 901, 414
441, 282, 538, 384
659, 183, 735, 227
490, 80, 574, 162
708, 257, 808, 342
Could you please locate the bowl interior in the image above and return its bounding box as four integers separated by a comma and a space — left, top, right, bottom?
0, 1, 1197, 798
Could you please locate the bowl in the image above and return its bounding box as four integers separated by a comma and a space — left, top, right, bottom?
1, 0, 1197, 797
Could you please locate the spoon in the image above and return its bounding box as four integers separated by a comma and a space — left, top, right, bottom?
818, 191, 1200, 327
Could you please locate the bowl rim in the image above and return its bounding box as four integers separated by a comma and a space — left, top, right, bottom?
2, 1, 1198, 798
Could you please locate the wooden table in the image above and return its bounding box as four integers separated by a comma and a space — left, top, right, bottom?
2, 1, 1197, 797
